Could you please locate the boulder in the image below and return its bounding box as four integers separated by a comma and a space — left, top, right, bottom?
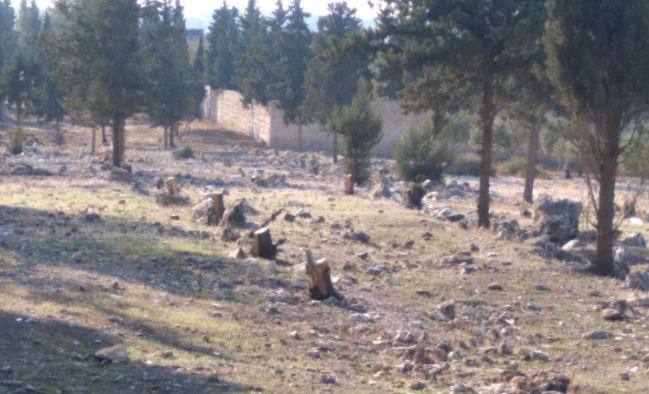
533, 198, 581, 242
628, 271, 649, 291
620, 232, 646, 248
94, 344, 128, 364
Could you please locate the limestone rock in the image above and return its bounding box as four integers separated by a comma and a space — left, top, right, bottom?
533, 197, 581, 243
628, 271, 649, 291
94, 345, 128, 364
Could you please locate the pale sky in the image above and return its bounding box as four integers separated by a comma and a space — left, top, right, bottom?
11, 0, 380, 28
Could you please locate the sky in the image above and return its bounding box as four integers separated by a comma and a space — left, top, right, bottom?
11, 0, 381, 29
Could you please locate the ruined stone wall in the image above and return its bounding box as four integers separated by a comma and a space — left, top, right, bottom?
201, 87, 428, 157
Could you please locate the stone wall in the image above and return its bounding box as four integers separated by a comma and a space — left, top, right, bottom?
201, 87, 428, 157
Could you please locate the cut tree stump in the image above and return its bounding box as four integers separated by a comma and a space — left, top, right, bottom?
344, 174, 354, 195
251, 227, 277, 259
208, 192, 225, 225
304, 249, 341, 301
166, 177, 178, 196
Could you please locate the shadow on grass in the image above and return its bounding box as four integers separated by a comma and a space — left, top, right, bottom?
0, 205, 291, 303
0, 310, 253, 394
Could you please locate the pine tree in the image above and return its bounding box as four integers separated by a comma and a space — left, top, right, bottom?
44, 0, 142, 168
302, 2, 367, 162
38, 12, 65, 140
544, 0, 649, 275
269, 0, 311, 150
142, 0, 193, 149
234, 0, 272, 106
330, 79, 382, 184
192, 33, 205, 119
376, 0, 545, 228
0, 0, 17, 120
206, 1, 238, 91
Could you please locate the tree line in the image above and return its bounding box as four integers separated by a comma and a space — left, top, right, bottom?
1, 0, 649, 278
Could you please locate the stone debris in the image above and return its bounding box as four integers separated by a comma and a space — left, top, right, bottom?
533, 197, 581, 243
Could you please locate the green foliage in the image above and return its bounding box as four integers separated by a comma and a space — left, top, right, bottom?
173, 146, 194, 160
234, 0, 272, 106
206, 2, 239, 90
330, 79, 382, 184
37, 13, 65, 125
191, 34, 205, 119
8, 127, 24, 155
447, 154, 485, 177
268, 0, 311, 125
301, 2, 366, 125
497, 156, 542, 177
141, 0, 194, 143
396, 118, 451, 182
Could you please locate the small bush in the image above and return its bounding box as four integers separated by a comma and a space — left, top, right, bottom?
447, 153, 484, 176
396, 123, 451, 182
498, 156, 528, 176
498, 156, 544, 178
174, 146, 194, 160
8, 128, 24, 155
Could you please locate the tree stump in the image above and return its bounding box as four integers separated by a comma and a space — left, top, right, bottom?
208, 192, 225, 225
165, 177, 178, 196
251, 227, 276, 259
344, 174, 354, 195
304, 249, 340, 301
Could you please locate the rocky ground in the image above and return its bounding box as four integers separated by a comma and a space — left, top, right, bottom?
1, 116, 649, 394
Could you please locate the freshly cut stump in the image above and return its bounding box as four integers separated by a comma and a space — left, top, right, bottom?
304, 249, 340, 301
344, 174, 354, 195
208, 192, 225, 225
165, 177, 178, 195
251, 227, 276, 259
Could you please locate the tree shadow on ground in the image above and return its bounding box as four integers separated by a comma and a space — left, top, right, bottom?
0, 205, 291, 303
0, 310, 253, 394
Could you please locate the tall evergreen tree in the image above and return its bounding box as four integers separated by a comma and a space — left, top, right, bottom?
544, 0, 649, 275
302, 2, 367, 162
45, 0, 142, 167
0, 0, 17, 119
234, 0, 272, 106
376, 0, 545, 228
142, 0, 193, 149
206, 2, 238, 91
269, 0, 311, 150
38, 12, 65, 139
192, 33, 205, 119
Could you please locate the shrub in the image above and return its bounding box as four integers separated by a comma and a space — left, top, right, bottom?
331, 79, 382, 185
174, 146, 194, 159
8, 127, 24, 155
498, 156, 528, 176
446, 153, 484, 176
396, 123, 451, 182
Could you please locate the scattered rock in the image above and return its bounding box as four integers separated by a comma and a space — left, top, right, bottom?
628, 271, 649, 291
343, 230, 370, 244
438, 300, 456, 320
410, 382, 426, 391
487, 283, 504, 291
561, 239, 579, 252
533, 197, 581, 243
582, 330, 614, 340
94, 345, 128, 364
620, 232, 646, 248
320, 374, 336, 384
601, 308, 625, 321
221, 226, 240, 242
229, 248, 246, 259
500, 337, 516, 355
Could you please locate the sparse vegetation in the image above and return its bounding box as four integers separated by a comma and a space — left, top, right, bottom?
396, 120, 450, 182
8, 126, 24, 155
173, 145, 194, 159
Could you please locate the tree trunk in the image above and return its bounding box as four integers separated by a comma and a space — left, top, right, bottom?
594, 121, 620, 276
112, 115, 126, 168
332, 133, 338, 164
477, 79, 495, 228
523, 121, 541, 203
251, 227, 276, 259
298, 123, 303, 152
432, 107, 447, 137
304, 249, 340, 301
169, 123, 176, 148
16, 103, 22, 130
163, 126, 168, 150
101, 125, 108, 145
208, 192, 225, 225
91, 125, 96, 155
165, 177, 178, 195
344, 174, 354, 195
